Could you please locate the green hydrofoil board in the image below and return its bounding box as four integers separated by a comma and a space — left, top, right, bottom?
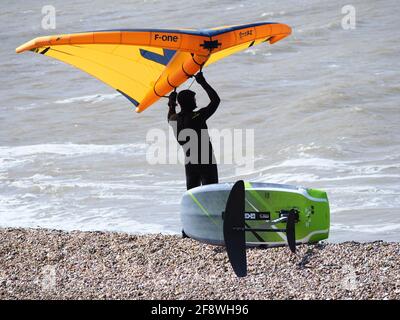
180, 182, 330, 247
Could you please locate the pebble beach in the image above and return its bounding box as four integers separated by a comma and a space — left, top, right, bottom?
0, 227, 399, 300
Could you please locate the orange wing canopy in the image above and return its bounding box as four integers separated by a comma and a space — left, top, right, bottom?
16, 22, 291, 113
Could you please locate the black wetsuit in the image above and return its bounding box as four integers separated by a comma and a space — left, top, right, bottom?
168, 78, 220, 190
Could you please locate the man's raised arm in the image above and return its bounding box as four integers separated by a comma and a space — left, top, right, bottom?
167, 91, 178, 122
195, 72, 220, 120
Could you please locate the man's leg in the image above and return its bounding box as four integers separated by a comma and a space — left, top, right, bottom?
185, 165, 201, 190
182, 165, 201, 239
200, 164, 219, 185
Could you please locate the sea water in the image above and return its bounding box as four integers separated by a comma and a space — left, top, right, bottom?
0, 0, 399, 242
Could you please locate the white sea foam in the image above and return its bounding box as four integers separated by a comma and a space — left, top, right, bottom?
7, 178, 150, 193
248, 156, 400, 180
0, 215, 177, 235
326, 184, 400, 194
55, 93, 120, 105
276, 157, 354, 169
252, 172, 320, 184
3, 0, 400, 240
0, 193, 177, 234
331, 223, 400, 234
261, 12, 275, 17
0, 157, 33, 171
330, 200, 400, 214
0, 143, 146, 158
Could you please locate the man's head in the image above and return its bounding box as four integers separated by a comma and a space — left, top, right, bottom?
177, 90, 196, 111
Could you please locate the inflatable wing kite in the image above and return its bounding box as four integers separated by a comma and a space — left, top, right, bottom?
16, 22, 291, 113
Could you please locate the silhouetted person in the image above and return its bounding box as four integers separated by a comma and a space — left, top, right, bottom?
168, 72, 220, 190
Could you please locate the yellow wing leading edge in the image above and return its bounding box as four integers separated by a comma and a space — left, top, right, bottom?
16, 22, 291, 113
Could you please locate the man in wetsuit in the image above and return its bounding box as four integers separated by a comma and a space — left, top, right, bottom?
167, 72, 220, 190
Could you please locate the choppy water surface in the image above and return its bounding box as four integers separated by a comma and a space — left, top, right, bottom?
1, 0, 399, 241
